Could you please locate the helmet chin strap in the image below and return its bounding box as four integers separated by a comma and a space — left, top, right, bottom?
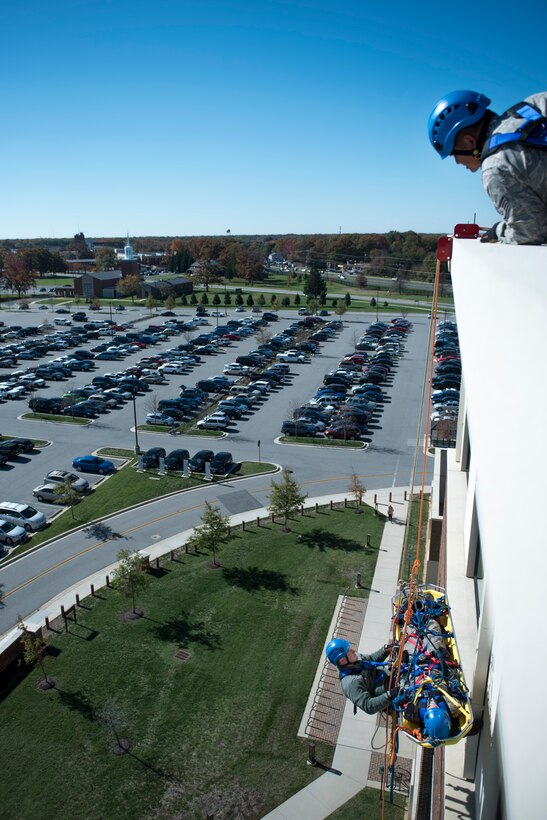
452, 111, 495, 159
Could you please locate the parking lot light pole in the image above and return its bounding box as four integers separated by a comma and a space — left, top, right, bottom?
132, 394, 141, 455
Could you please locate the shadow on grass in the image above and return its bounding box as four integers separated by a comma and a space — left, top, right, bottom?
153, 610, 222, 651
298, 528, 363, 552
56, 688, 95, 721
222, 566, 299, 595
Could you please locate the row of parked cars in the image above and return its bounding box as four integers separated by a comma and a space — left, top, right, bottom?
280, 319, 413, 440
140, 447, 235, 476
430, 320, 460, 446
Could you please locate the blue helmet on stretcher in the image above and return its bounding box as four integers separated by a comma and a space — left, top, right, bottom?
326, 638, 350, 665
428, 90, 491, 158
424, 705, 451, 740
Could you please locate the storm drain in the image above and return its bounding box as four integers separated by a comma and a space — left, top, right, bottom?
175, 649, 191, 662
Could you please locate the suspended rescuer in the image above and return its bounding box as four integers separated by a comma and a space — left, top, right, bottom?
325, 639, 400, 715
428, 90, 547, 244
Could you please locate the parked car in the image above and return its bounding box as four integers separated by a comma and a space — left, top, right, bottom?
72, 455, 115, 475
281, 420, 318, 437
44, 470, 89, 493
188, 449, 214, 472
164, 449, 190, 470
146, 412, 176, 426
33, 483, 69, 503
210, 451, 234, 475
142, 447, 167, 468
0, 518, 27, 547
196, 414, 229, 430
0, 502, 46, 532
325, 425, 363, 440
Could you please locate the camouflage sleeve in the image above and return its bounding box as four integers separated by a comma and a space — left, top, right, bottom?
482, 165, 547, 245
341, 675, 390, 715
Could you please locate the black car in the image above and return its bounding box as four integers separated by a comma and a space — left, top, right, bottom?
210, 451, 234, 475
195, 380, 223, 393
142, 447, 167, 468
164, 449, 190, 470
0, 440, 25, 458
28, 397, 65, 414
62, 404, 96, 419
188, 449, 214, 472
8, 437, 34, 454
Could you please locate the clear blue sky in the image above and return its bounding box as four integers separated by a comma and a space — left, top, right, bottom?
2, 0, 546, 239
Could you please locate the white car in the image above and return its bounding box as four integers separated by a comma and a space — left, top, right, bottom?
223, 363, 250, 375
158, 363, 186, 374
33, 484, 66, 503
146, 412, 176, 426
44, 470, 89, 493
276, 352, 306, 363
0, 502, 46, 532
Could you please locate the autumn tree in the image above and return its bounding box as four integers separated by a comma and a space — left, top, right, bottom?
55, 477, 82, 520
164, 294, 176, 309
17, 615, 53, 689
1, 252, 35, 296
145, 295, 157, 311
191, 259, 222, 291
112, 549, 150, 616
186, 501, 233, 567
335, 303, 347, 320
117, 274, 141, 304
95, 248, 117, 271
269, 469, 307, 532
303, 268, 327, 304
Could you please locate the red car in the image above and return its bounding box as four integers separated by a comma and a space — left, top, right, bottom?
325, 426, 363, 440
223, 333, 241, 341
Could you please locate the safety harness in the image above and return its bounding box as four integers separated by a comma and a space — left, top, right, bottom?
339, 659, 388, 716
481, 100, 547, 161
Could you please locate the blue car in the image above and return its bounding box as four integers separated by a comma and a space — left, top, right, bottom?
72, 455, 115, 475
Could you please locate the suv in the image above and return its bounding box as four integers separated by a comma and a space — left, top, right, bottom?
28, 397, 65, 414
210, 451, 234, 475
142, 447, 167, 468
164, 449, 190, 470
281, 420, 318, 437
0, 502, 47, 532
188, 449, 214, 472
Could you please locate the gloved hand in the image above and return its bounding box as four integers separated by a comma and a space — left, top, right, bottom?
480, 223, 500, 243
388, 687, 402, 701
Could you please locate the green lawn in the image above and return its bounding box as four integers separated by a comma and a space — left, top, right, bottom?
329, 787, 406, 819
0, 507, 386, 820
22, 412, 90, 425
4, 459, 277, 559
279, 435, 365, 448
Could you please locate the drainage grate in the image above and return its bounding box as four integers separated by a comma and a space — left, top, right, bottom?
175, 649, 191, 662
368, 751, 412, 794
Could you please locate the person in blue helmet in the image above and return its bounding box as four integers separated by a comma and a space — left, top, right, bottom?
325, 638, 400, 715
428, 90, 547, 245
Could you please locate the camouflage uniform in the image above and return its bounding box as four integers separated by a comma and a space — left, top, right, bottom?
339, 645, 391, 715
481, 92, 547, 244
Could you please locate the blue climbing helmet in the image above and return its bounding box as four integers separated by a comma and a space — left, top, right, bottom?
428, 90, 491, 158
326, 638, 350, 665
424, 705, 451, 740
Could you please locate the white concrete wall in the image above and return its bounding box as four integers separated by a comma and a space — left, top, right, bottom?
451, 240, 547, 820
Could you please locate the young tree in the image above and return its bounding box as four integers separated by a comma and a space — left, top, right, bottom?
294, 293, 301, 306
180, 292, 188, 306
344, 292, 352, 307
349, 472, 366, 512
186, 501, 233, 567
271, 295, 279, 312
303, 268, 327, 303
307, 298, 318, 316
335, 303, 347, 320
145, 295, 157, 312
281, 296, 290, 307
200, 292, 209, 305
111, 549, 150, 615
190, 293, 198, 305
55, 477, 81, 520
246, 293, 254, 307
268, 469, 307, 532
370, 297, 377, 308
355, 271, 367, 289
235, 293, 244, 306
164, 294, 176, 309
257, 294, 266, 306
223, 292, 231, 305
212, 293, 221, 306
255, 328, 273, 346
95, 699, 130, 754
17, 615, 53, 689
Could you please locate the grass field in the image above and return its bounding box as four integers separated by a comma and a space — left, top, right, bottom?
0, 507, 388, 820
279, 435, 365, 448
22, 412, 90, 425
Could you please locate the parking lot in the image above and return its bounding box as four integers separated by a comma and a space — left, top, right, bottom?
0, 304, 432, 527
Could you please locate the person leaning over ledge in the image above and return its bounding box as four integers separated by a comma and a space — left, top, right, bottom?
428, 90, 547, 245
325, 639, 400, 715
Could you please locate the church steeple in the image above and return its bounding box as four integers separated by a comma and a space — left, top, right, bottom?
124, 234, 136, 260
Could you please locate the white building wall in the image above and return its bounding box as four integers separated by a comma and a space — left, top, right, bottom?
449, 240, 547, 820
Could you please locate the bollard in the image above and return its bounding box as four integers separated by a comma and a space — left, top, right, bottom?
315, 502, 319, 513
170, 550, 175, 561
344, 498, 347, 508
106, 575, 111, 588
330, 499, 333, 510
155, 558, 160, 569
356, 572, 362, 588
300, 505, 304, 516
257, 516, 260, 527
404, 490, 407, 501
45, 616, 50, 630
367, 533, 371, 546
227, 526, 231, 536
72, 606, 77, 625
242, 520, 246, 531
61, 604, 65, 618
75, 593, 80, 607
389, 491, 392, 502
185, 542, 188, 554
91, 583, 95, 597
374, 493, 377, 505
307, 741, 317, 767
374, 503, 378, 516
271, 513, 275, 524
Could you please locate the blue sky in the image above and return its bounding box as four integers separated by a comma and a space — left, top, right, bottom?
1, 0, 546, 239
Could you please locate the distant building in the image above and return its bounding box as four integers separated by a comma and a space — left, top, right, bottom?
74, 270, 122, 300
140, 277, 193, 299
268, 252, 285, 264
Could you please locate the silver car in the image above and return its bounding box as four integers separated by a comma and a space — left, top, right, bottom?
33, 484, 65, 503
0, 518, 27, 547
44, 470, 89, 493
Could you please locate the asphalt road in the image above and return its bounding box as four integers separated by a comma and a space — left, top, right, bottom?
0, 307, 432, 635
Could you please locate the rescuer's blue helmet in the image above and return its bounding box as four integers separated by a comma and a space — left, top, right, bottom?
424, 705, 451, 740
428, 90, 491, 158
326, 638, 350, 665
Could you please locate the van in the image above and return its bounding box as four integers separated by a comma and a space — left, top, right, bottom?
230, 385, 259, 400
